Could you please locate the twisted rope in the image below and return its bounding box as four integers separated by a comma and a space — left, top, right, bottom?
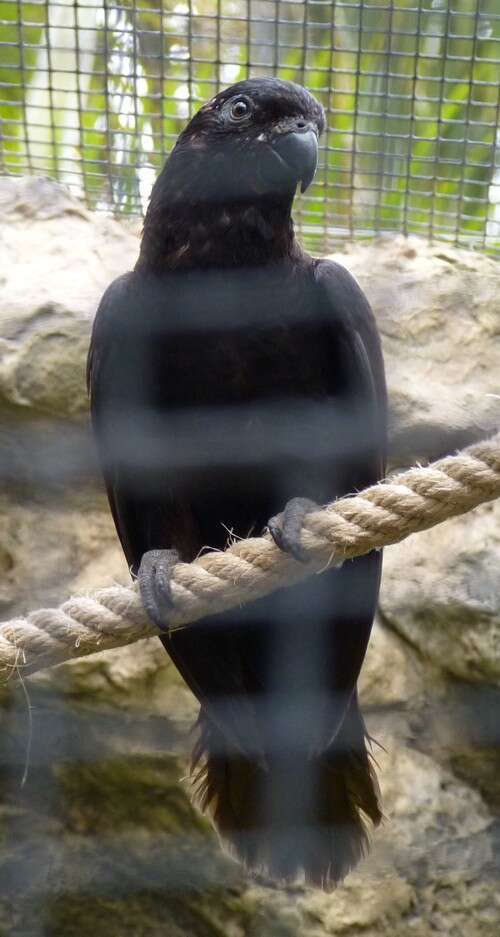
2, 432, 500, 683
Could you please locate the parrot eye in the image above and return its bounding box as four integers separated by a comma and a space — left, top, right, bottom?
230, 98, 251, 121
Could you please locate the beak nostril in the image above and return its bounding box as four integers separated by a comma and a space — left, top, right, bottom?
296, 120, 307, 130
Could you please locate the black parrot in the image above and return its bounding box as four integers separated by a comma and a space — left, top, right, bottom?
88, 78, 387, 888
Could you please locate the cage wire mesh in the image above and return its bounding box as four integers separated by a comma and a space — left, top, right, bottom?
1, 1, 500, 255
2, 3, 500, 924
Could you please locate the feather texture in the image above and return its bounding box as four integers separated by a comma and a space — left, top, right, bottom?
88, 78, 387, 886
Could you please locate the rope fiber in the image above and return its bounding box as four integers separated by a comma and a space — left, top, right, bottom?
2, 431, 500, 683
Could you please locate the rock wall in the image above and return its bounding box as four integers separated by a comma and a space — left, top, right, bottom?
1, 176, 500, 936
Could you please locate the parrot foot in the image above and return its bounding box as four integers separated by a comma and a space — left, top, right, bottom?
267, 497, 319, 563
138, 548, 180, 630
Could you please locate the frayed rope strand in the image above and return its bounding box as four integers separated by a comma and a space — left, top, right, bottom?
2, 431, 500, 683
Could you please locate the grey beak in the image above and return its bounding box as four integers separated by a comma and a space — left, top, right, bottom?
272, 128, 319, 193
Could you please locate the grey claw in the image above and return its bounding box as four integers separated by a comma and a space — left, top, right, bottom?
267, 497, 318, 563
267, 515, 306, 562
138, 548, 179, 630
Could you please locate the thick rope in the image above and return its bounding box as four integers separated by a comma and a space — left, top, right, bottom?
2, 431, 500, 683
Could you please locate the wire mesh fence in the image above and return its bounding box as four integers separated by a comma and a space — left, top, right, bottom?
2, 4, 500, 921
1, 0, 500, 255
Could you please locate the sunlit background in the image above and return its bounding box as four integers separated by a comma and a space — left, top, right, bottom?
1, 0, 500, 254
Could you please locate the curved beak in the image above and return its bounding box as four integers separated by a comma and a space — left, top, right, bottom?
271, 127, 319, 193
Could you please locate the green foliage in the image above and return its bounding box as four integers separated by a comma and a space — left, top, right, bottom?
1, 0, 499, 253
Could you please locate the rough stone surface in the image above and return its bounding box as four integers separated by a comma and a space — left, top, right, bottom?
380, 499, 500, 685
358, 616, 426, 708
0, 490, 128, 618
332, 236, 500, 465
0, 176, 138, 418
1, 175, 500, 936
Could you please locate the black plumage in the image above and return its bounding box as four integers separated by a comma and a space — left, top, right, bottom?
88, 78, 387, 888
